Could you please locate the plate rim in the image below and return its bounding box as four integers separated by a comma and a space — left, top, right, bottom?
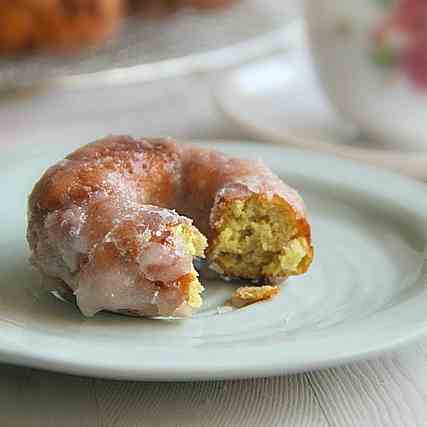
2, 138, 427, 381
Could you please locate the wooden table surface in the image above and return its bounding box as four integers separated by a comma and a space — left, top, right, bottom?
2, 73, 427, 427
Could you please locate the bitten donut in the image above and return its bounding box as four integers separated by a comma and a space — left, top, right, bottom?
0, 0, 123, 53
27, 136, 313, 317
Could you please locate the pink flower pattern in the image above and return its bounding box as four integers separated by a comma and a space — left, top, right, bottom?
373, 0, 427, 89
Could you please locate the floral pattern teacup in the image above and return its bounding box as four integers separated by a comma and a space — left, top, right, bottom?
304, 0, 427, 150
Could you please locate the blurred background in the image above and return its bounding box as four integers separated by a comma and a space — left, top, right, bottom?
0, 0, 295, 142
1, 0, 426, 179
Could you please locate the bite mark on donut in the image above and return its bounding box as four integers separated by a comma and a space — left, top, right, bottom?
209, 194, 312, 283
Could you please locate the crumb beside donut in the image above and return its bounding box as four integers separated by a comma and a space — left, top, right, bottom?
126, 0, 181, 17
185, 0, 236, 9
127, 0, 236, 16
230, 285, 280, 308
27, 135, 313, 318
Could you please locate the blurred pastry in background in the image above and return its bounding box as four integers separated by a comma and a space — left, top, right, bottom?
0, 0, 123, 54
0, 0, 238, 55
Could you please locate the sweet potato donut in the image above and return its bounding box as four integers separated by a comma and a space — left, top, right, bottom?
27, 136, 313, 317
0, 0, 123, 53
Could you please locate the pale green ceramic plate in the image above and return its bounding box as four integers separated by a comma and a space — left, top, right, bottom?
1, 139, 427, 380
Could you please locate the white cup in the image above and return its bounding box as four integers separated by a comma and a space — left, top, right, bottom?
304, 0, 427, 150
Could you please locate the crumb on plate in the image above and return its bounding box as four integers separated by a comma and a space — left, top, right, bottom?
230, 285, 280, 308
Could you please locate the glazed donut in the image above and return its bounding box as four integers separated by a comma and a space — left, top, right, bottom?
0, 0, 123, 53
27, 136, 313, 317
